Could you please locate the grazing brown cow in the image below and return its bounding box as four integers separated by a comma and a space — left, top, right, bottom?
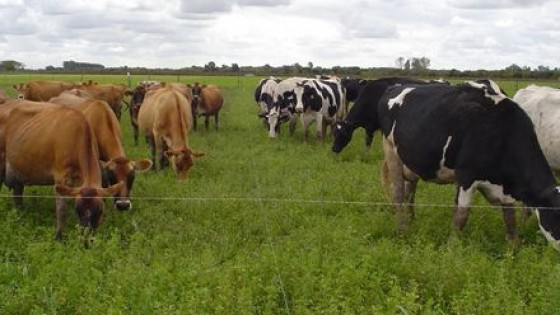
138, 84, 204, 179
1, 106, 123, 239
48, 95, 153, 210
188, 83, 224, 130
76, 81, 127, 120
12, 80, 76, 101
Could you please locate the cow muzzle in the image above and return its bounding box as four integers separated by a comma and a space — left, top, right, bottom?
115, 199, 132, 211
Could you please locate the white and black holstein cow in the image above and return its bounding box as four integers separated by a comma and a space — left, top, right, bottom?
291, 78, 346, 141
332, 77, 428, 153
254, 76, 281, 126
267, 77, 307, 138
377, 79, 560, 250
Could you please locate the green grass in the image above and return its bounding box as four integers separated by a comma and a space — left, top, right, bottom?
1, 74, 560, 314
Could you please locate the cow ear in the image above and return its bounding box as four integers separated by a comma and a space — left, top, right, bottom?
192, 151, 205, 158
99, 181, 124, 197
133, 159, 153, 172
164, 149, 177, 158
55, 184, 80, 197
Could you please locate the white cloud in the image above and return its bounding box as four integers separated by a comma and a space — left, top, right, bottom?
0, 0, 557, 70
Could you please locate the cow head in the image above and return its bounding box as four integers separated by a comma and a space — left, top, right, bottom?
332, 120, 354, 153
101, 157, 153, 210
188, 82, 204, 113
12, 83, 27, 99
164, 148, 205, 180
126, 85, 147, 123
55, 182, 124, 232
534, 187, 560, 251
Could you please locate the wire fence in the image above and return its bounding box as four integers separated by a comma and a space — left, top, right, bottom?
0, 193, 556, 211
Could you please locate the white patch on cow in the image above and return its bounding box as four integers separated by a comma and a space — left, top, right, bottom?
267, 107, 279, 138
436, 136, 455, 182
458, 180, 516, 209
388, 87, 415, 109
465, 80, 507, 105
387, 122, 397, 144
457, 185, 475, 208
474, 180, 516, 205
535, 210, 560, 251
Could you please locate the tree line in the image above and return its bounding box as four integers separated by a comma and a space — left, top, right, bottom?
1, 58, 559, 80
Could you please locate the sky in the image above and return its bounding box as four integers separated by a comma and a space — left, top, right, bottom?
0, 0, 558, 71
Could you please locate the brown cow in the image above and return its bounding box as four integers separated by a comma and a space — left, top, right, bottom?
138, 84, 204, 179
48, 95, 153, 210
188, 83, 224, 130
2, 106, 123, 239
12, 80, 75, 101
77, 81, 127, 120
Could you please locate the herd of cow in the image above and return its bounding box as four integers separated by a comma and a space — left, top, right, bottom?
255, 76, 560, 251
0, 80, 223, 240
0, 76, 560, 251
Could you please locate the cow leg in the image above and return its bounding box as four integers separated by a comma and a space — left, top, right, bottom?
404, 179, 417, 220
382, 138, 407, 232
155, 137, 167, 170
205, 115, 210, 130
146, 135, 157, 170
289, 114, 298, 137
501, 204, 519, 243
193, 115, 198, 131
12, 184, 24, 209
55, 195, 67, 241
316, 112, 324, 141
214, 113, 219, 131
365, 131, 374, 149
133, 126, 139, 146
453, 185, 475, 231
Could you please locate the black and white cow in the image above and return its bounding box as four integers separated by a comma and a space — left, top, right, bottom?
290, 78, 346, 141
267, 77, 307, 138
377, 79, 560, 250
255, 77, 281, 126
332, 77, 428, 153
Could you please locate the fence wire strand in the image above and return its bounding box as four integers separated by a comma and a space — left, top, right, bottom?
0, 193, 556, 210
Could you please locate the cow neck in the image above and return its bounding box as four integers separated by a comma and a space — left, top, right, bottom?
78, 125, 104, 187
168, 93, 189, 151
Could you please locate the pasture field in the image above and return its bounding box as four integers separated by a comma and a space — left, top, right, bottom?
0, 74, 560, 314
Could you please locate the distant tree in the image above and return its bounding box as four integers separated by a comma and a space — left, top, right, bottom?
1, 60, 24, 71
204, 61, 217, 72
505, 64, 522, 72
395, 57, 405, 69
231, 63, 240, 72
404, 59, 411, 71
411, 57, 430, 71
292, 62, 303, 75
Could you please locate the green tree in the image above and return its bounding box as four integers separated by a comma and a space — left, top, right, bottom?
1, 60, 24, 71
204, 61, 217, 72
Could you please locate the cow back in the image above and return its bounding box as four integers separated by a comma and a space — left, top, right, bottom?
5, 106, 101, 187
199, 85, 224, 115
